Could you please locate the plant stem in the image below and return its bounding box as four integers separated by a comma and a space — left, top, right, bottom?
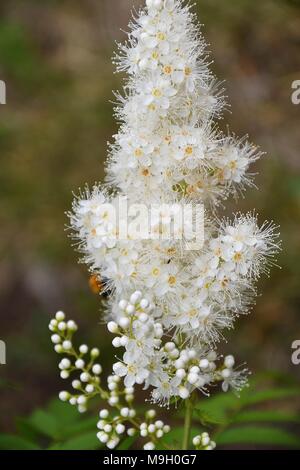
182, 399, 193, 450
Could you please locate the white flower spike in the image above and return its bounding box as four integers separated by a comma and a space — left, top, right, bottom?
51, 0, 280, 450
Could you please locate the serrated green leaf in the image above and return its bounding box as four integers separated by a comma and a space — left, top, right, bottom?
0, 434, 40, 450
240, 388, 300, 407
233, 410, 300, 424
196, 408, 229, 425
216, 426, 300, 448
196, 392, 238, 411
195, 393, 238, 424
196, 387, 300, 420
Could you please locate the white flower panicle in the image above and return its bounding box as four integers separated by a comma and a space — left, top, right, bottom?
68, 0, 280, 402
52, 0, 281, 450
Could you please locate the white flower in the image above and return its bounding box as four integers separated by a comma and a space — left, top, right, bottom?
113, 353, 150, 388
140, 75, 177, 112
221, 367, 250, 394
151, 373, 181, 406
222, 222, 258, 251
178, 302, 211, 330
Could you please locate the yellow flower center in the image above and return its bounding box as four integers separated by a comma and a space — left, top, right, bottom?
185, 66, 192, 76
188, 309, 197, 318
127, 364, 136, 374
152, 267, 160, 276
234, 252, 242, 262
157, 32, 166, 41
163, 65, 173, 75
162, 381, 170, 391
168, 275, 177, 286
134, 148, 143, 157
142, 168, 150, 176
152, 88, 162, 97
185, 146, 193, 155
148, 103, 157, 111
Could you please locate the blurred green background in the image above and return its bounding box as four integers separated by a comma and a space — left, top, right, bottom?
0, 0, 300, 447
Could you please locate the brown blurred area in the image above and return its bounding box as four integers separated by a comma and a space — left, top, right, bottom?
0, 0, 299, 431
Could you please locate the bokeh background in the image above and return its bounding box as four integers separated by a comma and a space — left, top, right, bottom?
0, 0, 300, 441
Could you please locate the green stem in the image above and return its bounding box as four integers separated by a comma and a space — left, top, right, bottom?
182, 399, 193, 450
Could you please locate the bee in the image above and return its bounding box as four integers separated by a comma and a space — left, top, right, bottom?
89, 274, 104, 295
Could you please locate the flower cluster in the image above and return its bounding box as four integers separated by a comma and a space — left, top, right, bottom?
49, 311, 172, 450
97, 406, 136, 449
51, 0, 280, 450
49, 311, 102, 413
140, 410, 171, 450
107, 291, 250, 406
108, 0, 260, 204
193, 432, 216, 451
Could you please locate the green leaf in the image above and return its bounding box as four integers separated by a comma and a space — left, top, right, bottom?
47, 399, 80, 425
216, 426, 300, 448
195, 387, 300, 424
195, 393, 237, 425
240, 388, 300, 407
62, 417, 98, 439
26, 409, 60, 439
0, 434, 40, 450
233, 410, 300, 424
53, 432, 100, 450
16, 417, 43, 442
118, 436, 137, 450
255, 370, 300, 387
196, 407, 229, 425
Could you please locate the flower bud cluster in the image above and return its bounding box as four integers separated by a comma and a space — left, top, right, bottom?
49, 311, 102, 413
193, 432, 216, 450
50, 310, 172, 449
97, 406, 137, 449
140, 409, 171, 450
